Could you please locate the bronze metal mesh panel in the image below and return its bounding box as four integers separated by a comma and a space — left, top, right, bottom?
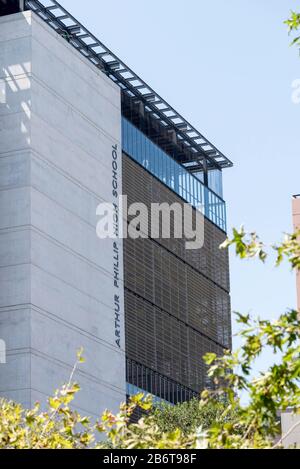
123, 154, 231, 395
125, 291, 225, 391
124, 238, 231, 348
123, 155, 230, 292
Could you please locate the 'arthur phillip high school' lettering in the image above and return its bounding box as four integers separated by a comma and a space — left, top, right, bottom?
112, 144, 122, 348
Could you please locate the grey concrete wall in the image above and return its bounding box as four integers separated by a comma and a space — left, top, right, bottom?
281, 412, 300, 448
0, 11, 125, 417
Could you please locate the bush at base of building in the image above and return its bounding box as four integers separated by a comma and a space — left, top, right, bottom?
152, 398, 240, 436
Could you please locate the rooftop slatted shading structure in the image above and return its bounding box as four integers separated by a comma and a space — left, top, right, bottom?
22, 0, 233, 172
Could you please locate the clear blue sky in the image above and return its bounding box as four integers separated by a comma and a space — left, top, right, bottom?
61, 0, 300, 367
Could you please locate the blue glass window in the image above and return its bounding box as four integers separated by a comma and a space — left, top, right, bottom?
122, 118, 227, 231
208, 169, 223, 198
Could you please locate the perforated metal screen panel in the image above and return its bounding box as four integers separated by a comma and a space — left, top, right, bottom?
123, 154, 231, 398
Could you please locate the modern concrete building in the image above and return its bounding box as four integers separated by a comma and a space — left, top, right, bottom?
0, 0, 232, 416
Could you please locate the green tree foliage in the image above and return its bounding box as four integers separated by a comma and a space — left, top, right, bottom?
285, 10, 300, 51
152, 398, 239, 436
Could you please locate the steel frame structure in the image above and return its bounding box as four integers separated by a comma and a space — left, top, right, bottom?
21, 0, 233, 173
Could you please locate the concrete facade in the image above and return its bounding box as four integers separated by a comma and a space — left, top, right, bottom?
281, 411, 300, 448
0, 11, 125, 417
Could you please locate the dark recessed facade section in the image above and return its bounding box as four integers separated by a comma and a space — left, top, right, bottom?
0, 0, 25, 16
127, 358, 198, 406
121, 93, 203, 171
